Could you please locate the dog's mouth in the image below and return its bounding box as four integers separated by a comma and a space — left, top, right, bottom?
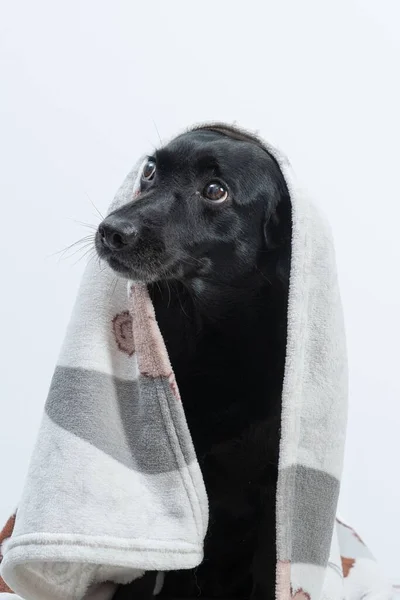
96, 246, 179, 283
99, 248, 209, 285
106, 255, 134, 278
100, 251, 162, 283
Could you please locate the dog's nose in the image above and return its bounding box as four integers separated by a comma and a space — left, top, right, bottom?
98, 217, 138, 251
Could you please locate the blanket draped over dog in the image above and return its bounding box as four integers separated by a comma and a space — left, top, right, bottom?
0, 128, 393, 600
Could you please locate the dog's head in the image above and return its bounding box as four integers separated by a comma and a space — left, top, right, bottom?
96, 125, 291, 287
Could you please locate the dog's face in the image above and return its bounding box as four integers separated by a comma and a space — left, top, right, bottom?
96, 127, 289, 286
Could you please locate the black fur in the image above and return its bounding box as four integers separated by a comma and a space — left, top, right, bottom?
97, 125, 292, 600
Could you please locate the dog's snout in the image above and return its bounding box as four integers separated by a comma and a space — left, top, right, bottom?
98, 218, 138, 251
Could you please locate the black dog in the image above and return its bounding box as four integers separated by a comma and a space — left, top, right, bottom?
96, 125, 292, 600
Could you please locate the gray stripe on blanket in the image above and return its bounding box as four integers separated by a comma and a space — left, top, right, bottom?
278, 464, 340, 565
45, 366, 195, 474
47, 367, 338, 566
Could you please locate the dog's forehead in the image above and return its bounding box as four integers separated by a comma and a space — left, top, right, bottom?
156, 130, 264, 174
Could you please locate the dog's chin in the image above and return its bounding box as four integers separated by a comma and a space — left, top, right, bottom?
104, 253, 188, 284
103, 255, 157, 283
98, 247, 209, 284
105, 256, 134, 279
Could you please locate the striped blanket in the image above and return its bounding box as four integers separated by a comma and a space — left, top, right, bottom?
0, 126, 393, 599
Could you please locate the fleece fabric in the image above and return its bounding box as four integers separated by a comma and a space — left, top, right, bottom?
0, 126, 393, 600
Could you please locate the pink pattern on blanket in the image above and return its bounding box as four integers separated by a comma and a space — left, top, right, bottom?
129, 283, 171, 377
276, 561, 311, 600
0, 513, 16, 593
112, 311, 135, 356
277, 560, 292, 600
336, 517, 366, 546
129, 284, 181, 400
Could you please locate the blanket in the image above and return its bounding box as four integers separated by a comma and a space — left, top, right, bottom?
0, 125, 394, 600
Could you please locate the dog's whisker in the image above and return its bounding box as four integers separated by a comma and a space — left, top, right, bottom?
175, 281, 189, 319
112, 277, 119, 298
52, 238, 96, 263
50, 235, 94, 259
151, 119, 162, 146
63, 243, 95, 263
72, 246, 97, 266
85, 191, 104, 221
91, 257, 109, 276
179, 257, 204, 268
155, 280, 163, 300
71, 219, 98, 231
255, 265, 272, 286
107, 276, 121, 299
66, 242, 96, 263
107, 277, 116, 296
166, 279, 172, 309
87, 252, 100, 268
98, 259, 107, 274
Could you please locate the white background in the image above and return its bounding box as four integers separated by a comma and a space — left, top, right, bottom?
0, 0, 399, 583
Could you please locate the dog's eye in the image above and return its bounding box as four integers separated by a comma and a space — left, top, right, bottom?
142, 160, 156, 181
203, 182, 228, 204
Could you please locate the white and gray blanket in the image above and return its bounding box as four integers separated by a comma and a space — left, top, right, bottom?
0, 126, 393, 600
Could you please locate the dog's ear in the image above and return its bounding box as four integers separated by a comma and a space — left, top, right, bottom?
263, 192, 292, 250
263, 195, 292, 286
263, 204, 279, 250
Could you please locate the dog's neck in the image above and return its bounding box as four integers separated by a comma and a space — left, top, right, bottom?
187, 248, 290, 327
186, 277, 275, 328
149, 260, 289, 364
